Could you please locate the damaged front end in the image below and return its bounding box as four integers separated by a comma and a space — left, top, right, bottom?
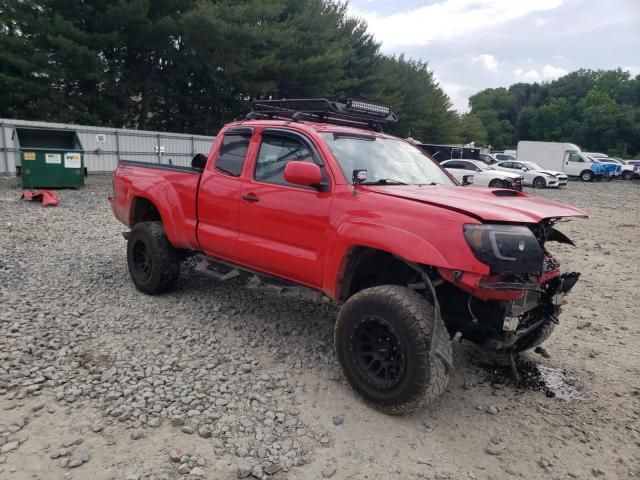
437, 219, 582, 350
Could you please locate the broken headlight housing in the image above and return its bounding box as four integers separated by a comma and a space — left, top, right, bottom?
463, 224, 543, 274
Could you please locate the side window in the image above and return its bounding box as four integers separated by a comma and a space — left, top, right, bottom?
501, 162, 513, 169
460, 161, 476, 171
568, 152, 584, 163
215, 134, 251, 176
255, 133, 315, 186
513, 162, 523, 169
444, 161, 461, 169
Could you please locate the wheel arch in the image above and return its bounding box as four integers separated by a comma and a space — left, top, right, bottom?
533, 175, 546, 187
337, 247, 421, 301
126, 192, 183, 248
129, 196, 162, 226
579, 169, 593, 181
325, 221, 482, 301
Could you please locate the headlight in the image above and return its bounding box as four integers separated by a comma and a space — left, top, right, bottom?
463, 224, 543, 274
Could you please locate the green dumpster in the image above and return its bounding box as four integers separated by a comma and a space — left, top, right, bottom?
16, 128, 85, 188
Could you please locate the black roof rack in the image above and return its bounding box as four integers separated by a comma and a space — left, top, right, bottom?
246, 98, 398, 132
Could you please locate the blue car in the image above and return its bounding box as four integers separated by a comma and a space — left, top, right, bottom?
589, 158, 621, 179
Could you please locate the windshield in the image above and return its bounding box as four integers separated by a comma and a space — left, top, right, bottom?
320, 133, 455, 186
523, 162, 544, 170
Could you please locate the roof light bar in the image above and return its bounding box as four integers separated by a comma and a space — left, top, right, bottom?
346, 99, 391, 117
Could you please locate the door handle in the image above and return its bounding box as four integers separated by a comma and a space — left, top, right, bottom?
241, 194, 259, 202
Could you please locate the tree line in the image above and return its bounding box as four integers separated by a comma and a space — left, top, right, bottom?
467, 69, 640, 157
0, 0, 461, 142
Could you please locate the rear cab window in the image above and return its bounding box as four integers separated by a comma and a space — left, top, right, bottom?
215, 131, 252, 177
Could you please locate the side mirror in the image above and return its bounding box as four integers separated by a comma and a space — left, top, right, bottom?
284, 161, 323, 188
462, 174, 474, 186
352, 169, 368, 184
191, 153, 207, 170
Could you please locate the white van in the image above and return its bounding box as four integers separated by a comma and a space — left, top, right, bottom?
517, 141, 608, 182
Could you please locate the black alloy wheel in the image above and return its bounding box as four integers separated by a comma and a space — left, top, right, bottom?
352, 315, 406, 390
132, 240, 152, 281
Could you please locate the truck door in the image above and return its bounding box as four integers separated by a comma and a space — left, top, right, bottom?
236, 129, 333, 287
196, 128, 254, 261
564, 151, 587, 176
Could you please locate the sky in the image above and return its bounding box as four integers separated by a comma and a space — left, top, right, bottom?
346, 0, 640, 112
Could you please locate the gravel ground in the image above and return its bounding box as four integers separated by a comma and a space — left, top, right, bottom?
0, 175, 638, 480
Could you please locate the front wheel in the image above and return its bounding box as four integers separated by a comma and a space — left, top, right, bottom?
533, 176, 546, 188
127, 221, 180, 294
580, 170, 593, 182
488, 179, 505, 188
334, 286, 452, 415
622, 171, 633, 180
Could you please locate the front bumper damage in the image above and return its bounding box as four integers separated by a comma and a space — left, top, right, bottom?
490, 272, 580, 350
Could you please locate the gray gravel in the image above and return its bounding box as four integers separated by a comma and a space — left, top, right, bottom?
0, 175, 337, 475
2, 175, 639, 480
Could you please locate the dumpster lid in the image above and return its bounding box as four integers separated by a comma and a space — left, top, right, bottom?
15, 127, 83, 150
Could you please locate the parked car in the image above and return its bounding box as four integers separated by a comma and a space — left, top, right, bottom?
494, 160, 568, 188
517, 141, 621, 181
628, 160, 640, 178
478, 152, 497, 164
493, 152, 517, 162
595, 157, 635, 180
441, 159, 523, 189
110, 98, 587, 415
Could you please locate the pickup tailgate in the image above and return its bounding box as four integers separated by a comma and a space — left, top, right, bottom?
110, 160, 202, 250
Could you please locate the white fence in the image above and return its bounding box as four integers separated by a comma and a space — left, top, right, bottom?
0, 118, 216, 175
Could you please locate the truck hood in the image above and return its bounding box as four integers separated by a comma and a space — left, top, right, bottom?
363, 185, 588, 223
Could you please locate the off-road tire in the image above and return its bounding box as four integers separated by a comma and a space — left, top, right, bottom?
127, 221, 180, 294
488, 179, 505, 188
580, 170, 593, 182
335, 285, 452, 415
514, 322, 556, 352
533, 176, 546, 188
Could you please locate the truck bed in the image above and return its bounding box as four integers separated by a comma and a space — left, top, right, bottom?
110, 160, 202, 250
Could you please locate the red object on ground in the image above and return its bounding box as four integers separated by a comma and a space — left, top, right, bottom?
21, 190, 59, 206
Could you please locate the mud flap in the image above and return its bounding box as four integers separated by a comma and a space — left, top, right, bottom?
404, 260, 454, 374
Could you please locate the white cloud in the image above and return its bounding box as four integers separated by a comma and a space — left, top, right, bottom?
534, 18, 548, 27
515, 68, 541, 82
350, 0, 563, 48
473, 54, 498, 72
625, 66, 640, 77
542, 64, 568, 79
438, 81, 478, 112
513, 64, 567, 83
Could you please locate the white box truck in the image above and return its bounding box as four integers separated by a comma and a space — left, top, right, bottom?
517, 141, 617, 182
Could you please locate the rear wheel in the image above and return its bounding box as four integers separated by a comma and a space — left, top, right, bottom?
533, 176, 546, 188
127, 221, 180, 294
335, 285, 452, 415
580, 170, 593, 182
488, 179, 505, 188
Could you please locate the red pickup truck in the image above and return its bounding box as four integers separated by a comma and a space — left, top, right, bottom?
110, 99, 587, 414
